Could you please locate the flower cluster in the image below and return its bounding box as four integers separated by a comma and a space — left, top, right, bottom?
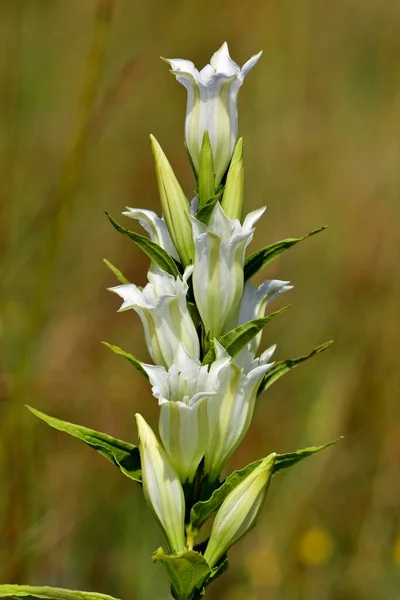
109, 43, 292, 568
1, 41, 335, 600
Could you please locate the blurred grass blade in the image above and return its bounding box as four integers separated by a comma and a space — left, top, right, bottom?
244, 226, 327, 281
106, 212, 180, 278
103, 258, 129, 284
0, 585, 120, 600
101, 341, 149, 380
258, 340, 333, 395
202, 306, 290, 365
27, 406, 141, 484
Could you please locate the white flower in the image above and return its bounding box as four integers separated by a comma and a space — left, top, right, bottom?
135, 414, 186, 554
109, 266, 199, 369
230, 279, 293, 366
141, 345, 231, 483
122, 207, 179, 260
165, 42, 262, 185
204, 453, 276, 567
204, 342, 275, 482
191, 202, 265, 338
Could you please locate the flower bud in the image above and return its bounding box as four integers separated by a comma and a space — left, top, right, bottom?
150, 135, 194, 266
220, 138, 244, 221
204, 453, 276, 567
135, 413, 186, 554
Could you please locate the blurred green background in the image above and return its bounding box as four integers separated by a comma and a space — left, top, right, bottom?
1, 1, 400, 599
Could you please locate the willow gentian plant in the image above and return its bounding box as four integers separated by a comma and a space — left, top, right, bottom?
0, 43, 339, 600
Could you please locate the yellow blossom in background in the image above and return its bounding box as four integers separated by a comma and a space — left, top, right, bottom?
394, 538, 400, 565
297, 527, 334, 566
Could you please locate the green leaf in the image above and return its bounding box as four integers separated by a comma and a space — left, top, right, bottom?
202, 306, 290, 366
195, 192, 222, 225
190, 440, 340, 530
198, 131, 215, 208
244, 226, 327, 281
258, 340, 333, 395
190, 452, 273, 531
106, 212, 180, 278
273, 438, 343, 475
102, 258, 129, 284
27, 406, 141, 484
153, 548, 211, 600
0, 585, 120, 600
101, 341, 149, 380
220, 137, 243, 221
184, 141, 198, 180
204, 555, 229, 590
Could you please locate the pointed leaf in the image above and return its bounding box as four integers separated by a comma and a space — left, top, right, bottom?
220, 137, 244, 221
102, 259, 130, 284
0, 585, 120, 600
258, 340, 333, 395
106, 212, 180, 278
202, 306, 290, 366
101, 342, 148, 380
198, 131, 215, 208
195, 192, 222, 225
190, 439, 340, 530
244, 226, 327, 281
153, 548, 211, 600
27, 406, 141, 484
273, 437, 343, 475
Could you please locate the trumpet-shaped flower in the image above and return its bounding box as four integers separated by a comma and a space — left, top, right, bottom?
230, 279, 293, 366
141, 345, 231, 483
135, 414, 186, 554
204, 343, 275, 482
122, 207, 179, 261
165, 42, 262, 185
109, 266, 199, 369
204, 453, 276, 567
191, 202, 265, 338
